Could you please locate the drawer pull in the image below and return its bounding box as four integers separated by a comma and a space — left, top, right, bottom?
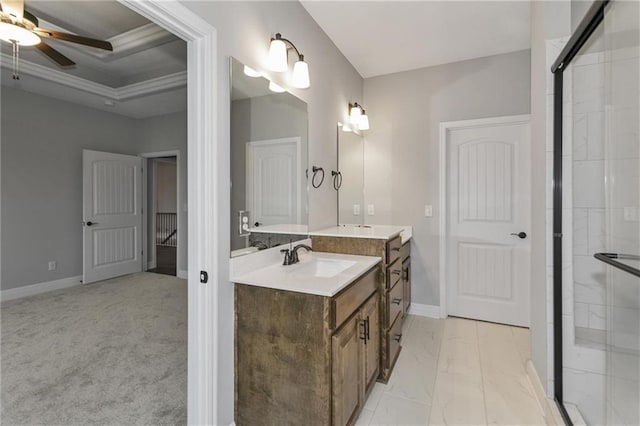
391, 270, 402, 276
360, 320, 367, 343
402, 270, 409, 280
365, 316, 371, 342
392, 297, 401, 305
393, 333, 402, 342
391, 247, 401, 252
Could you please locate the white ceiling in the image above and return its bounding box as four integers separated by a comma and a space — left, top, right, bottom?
301, 1, 531, 78
1, 0, 186, 118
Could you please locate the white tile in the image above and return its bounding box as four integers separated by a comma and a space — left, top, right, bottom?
482, 372, 546, 425
609, 107, 640, 160
611, 307, 640, 352
356, 408, 374, 426
572, 63, 605, 114
429, 371, 486, 426
609, 158, 639, 209
563, 368, 606, 426
611, 268, 640, 309
383, 349, 438, 404
587, 209, 605, 255
573, 209, 588, 256
437, 319, 480, 378
476, 321, 524, 375
364, 382, 386, 412
587, 304, 606, 330
562, 315, 607, 375
609, 375, 640, 426
370, 393, 429, 426
587, 111, 604, 160
573, 160, 605, 208
574, 302, 589, 328
403, 316, 443, 359
573, 114, 588, 160
573, 255, 606, 304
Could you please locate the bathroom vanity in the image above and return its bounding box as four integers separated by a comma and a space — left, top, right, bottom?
310, 225, 412, 382
233, 250, 382, 426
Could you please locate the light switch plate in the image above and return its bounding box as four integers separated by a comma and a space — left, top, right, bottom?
367, 204, 375, 215
353, 204, 361, 215
424, 205, 433, 217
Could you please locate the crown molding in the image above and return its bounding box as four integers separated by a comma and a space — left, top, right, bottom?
1, 53, 186, 100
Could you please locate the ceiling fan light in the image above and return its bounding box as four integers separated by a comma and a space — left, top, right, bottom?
267, 34, 288, 72
0, 23, 40, 46
268, 81, 286, 93
291, 57, 310, 89
358, 111, 370, 131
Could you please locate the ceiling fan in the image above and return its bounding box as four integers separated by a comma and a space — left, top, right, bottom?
0, 0, 113, 79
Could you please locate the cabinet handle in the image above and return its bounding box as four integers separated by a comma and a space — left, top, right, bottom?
391, 270, 402, 276
394, 333, 402, 342
391, 247, 401, 252
360, 320, 367, 344
365, 316, 370, 342
392, 297, 401, 305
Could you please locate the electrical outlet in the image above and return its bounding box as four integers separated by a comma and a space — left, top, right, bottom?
48, 261, 57, 271
367, 204, 375, 216
353, 204, 361, 215
239, 211, 251, 236
424, 205, 433, 217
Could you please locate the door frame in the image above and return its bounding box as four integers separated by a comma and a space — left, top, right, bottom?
246, 137, 302, 225
438, 114, 531, 319
140, 150, 180, 276
118, 1, 218, 424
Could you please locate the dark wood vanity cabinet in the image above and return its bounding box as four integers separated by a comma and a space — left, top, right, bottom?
235, 266, 380, 426
312, 235, 411, 382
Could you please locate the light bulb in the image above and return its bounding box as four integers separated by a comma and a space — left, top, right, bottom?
267, 34, 288, 72
358, 112, 370, 131
268, 81, 286, 93
243, 65, 261, 77
291, 57, 310, 89
0, 23, 40, 46
349, 103, 362, 124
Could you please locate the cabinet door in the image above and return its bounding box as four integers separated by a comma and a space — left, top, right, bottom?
361, 294, 379, 392
332, 315, 362, 426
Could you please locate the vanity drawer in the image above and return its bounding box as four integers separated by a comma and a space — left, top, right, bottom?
387, 280, 403, 327
333, 266, 378, 329
386, 314, 403, 368
386, 236, 402, 265
386, 258, 402, 289
400, 240, 410, 261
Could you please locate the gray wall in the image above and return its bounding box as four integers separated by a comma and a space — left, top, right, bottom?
0, 88, 188, 290
181, 2, 363, 422
362, 50, 531, 307
1, 87, 138, 290
157, 161, 177, 213
230, 93, 308, 251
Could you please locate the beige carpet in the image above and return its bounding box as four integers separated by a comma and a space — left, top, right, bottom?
1, 272, 187, 425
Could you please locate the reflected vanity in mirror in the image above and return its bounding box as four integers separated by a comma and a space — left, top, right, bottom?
337, 122, 365, 225
230, 57, 309, 257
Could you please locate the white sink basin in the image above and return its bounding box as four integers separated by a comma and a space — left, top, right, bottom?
291, 258, 357, 278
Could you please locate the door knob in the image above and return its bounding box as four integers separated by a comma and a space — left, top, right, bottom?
85, 221, 97, 226
254, 222, 262, 227
510, 232, 527, 239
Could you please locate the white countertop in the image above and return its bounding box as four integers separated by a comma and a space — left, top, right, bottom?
249, 224, 309, 235
231, 251, 381, 297
310, 225, 412, 244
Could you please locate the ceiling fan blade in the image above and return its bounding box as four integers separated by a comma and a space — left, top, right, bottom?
1, 0, 24, 20
34, 28, 113, 51
36, 42, 75, 67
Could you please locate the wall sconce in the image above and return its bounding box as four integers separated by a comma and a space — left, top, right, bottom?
267, 33, 310, 89
349, 102, 370, 131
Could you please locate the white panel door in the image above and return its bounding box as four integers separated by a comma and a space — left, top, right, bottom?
246, 138, 301, 227
447, 120, 531, 326
83, 149, 143, 284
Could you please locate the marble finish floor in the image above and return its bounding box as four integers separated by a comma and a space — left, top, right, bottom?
357, 315, 546, 425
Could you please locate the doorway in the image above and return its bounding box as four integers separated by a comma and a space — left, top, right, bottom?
147, 156, 178, 276
439, 115, 531, 327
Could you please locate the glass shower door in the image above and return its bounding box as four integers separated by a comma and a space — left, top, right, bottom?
603, 1, 640, 424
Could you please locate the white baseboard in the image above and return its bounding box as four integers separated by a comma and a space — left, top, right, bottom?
409, 303, 442, 318
1, 275, 82, 302
177, 269, 188, 279
526, 360, 565, 425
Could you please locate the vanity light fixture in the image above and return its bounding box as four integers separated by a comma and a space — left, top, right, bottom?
267, 32, 310, 89
268, 81, 286, 93
349, 102, 370, 131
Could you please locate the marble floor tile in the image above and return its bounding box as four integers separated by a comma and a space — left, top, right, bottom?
429, 371, 487, 426
369, 393, 429, 426
403, 316, 444, 358
384, 349, 438, 403
476, 321, 525, 375
510, 325, 532, 363
356, 408, 375, 425
482, 370, 545, 425
364, 382, 386, 412
437, 319, 481, 378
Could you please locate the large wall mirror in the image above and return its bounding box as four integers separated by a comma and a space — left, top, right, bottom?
337, 123, 365, 225
230, 57, 309, 257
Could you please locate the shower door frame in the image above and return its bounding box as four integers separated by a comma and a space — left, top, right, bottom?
550, 1, 609, 424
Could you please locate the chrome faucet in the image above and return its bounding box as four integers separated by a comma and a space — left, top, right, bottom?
280, 243, 313, 265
